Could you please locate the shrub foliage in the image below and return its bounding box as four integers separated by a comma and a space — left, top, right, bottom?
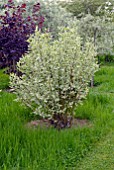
10, 26, 98, 129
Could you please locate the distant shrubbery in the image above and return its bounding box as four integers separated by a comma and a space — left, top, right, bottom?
24, 0, 74, 38
64, 0, 114, 61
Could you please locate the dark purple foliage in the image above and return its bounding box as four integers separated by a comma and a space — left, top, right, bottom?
0, 0, 44, 73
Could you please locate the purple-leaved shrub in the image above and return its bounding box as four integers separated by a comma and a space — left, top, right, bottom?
0, 0, 44, 73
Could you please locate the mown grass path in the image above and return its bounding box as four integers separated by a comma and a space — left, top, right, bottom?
76, 64, 114, 170
77, 131, 114, 170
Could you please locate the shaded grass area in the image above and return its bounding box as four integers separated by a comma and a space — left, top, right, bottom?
0, 64, 114, 169
0, 69, 9, 90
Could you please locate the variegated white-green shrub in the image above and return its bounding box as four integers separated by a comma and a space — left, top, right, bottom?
10, 26, 98, 128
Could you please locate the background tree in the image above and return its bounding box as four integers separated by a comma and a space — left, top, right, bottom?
63, 0, 111, 18
77, 14, 114, 57
62, 0, 114, 61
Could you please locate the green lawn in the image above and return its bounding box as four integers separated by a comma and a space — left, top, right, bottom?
0, 64, 114, 169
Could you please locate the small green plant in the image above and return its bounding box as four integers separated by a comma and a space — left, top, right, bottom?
10, 26, 98, 129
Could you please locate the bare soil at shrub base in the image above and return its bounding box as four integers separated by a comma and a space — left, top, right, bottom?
26, 118, 92, 129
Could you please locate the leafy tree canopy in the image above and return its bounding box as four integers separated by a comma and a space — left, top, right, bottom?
64, 0, 114, 18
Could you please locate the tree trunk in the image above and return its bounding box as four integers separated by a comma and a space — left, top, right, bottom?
90, 76, 94, 87
49, 113, 73, 130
